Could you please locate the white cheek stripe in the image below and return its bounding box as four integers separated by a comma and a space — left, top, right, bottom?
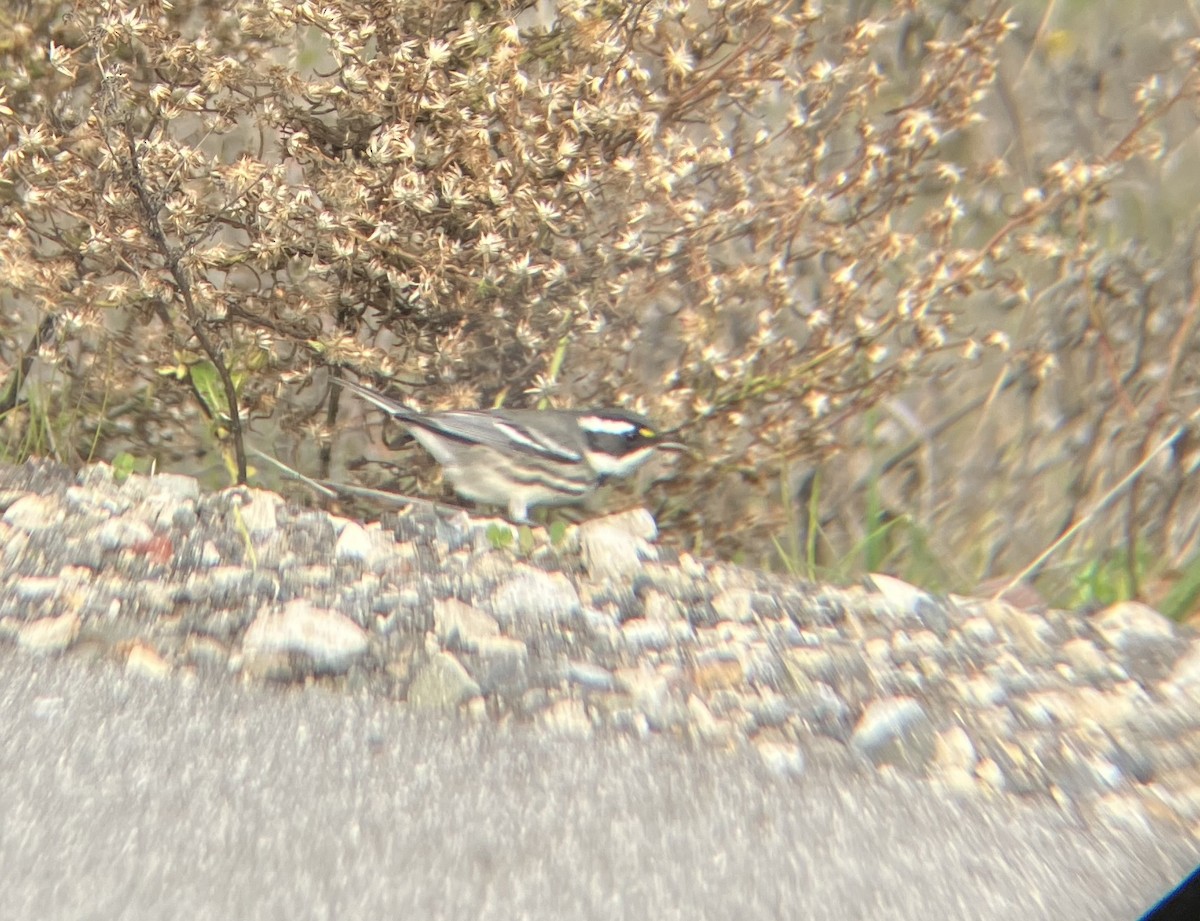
586, 446, 655, 477
579, 415, 640, 436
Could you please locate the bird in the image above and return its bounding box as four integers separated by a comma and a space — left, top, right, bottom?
336, 378, 684, 523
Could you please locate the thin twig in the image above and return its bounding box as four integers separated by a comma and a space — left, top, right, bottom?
992, 415, 1198, 601
125, 127, 248, 483
0, 314, 56, 415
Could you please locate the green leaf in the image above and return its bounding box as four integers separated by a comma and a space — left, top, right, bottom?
111, 451, 137, 482
486, 523, 514, 550
189, 360, 228, 419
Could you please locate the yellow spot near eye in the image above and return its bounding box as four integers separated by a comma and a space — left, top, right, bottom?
640, 427, 655, 437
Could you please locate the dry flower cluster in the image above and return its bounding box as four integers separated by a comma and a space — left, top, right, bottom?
2, 0, 1199, 602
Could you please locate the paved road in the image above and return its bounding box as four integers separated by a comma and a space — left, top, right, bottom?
0, 649, 1191, 920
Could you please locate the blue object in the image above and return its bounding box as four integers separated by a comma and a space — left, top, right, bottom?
1139, 863, 1200, 921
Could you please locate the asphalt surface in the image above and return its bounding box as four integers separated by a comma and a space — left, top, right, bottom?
0, 648, 1193, 921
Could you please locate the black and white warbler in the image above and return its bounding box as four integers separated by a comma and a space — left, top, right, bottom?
337, 379, 684, 522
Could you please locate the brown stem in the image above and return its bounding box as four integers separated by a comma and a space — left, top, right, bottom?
0, 314, 57, 416
125, 128, 248, 483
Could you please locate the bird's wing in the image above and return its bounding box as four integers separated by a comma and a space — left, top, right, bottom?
337, 380, 585, 464
421, 409, 586, 463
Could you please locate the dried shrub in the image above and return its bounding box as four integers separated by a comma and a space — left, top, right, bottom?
2, 0, 1199, 600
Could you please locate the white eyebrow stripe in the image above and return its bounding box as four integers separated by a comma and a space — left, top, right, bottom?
493, 421, 583, 461
578, 415, 640, 435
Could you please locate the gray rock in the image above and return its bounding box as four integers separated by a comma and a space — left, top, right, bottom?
242, 599, 369, 676
407, 652, 480, 710
852, 697, 937, 774
3, 494, 64, 533
566, 661, 618, 693
333, 519, 374, 564
487, 566, 582, 629
97, 517, 155, 552
463, 637, 530, 696
434, 598, 501, 652
17, 611, 81, 653
578, 510, 658, 580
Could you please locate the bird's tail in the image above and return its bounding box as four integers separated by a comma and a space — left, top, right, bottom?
335, 378, 421, 423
